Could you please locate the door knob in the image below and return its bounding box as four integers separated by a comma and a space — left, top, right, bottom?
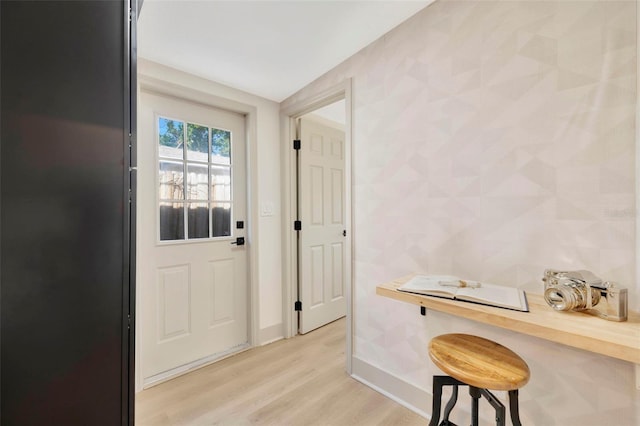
230, 237, 245, 246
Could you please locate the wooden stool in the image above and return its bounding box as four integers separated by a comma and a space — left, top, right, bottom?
428, 334, 530, 426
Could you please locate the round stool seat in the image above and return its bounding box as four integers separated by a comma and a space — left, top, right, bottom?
429, 334, 530, 391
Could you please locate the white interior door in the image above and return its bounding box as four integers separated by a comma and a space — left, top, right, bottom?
139, 91, 248, 386
298, 116, 347, 334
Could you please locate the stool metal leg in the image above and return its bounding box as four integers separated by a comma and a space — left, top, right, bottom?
469, 387, 508, 426
508, 390, 522, 426
430, 376, 464, 426
469, 386, 480, 426
479, 389, 506, 426
432, 376, 517, 426
441, 384, 459, 425
429, 376, 445, 426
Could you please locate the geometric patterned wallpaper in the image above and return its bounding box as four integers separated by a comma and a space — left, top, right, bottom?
283, 1, 638, 424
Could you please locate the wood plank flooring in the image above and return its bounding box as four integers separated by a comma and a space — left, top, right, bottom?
136, 318, 425, 425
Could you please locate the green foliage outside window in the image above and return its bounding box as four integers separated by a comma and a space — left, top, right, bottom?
188, 123, 208, 154
159, 118, 183, 149
159, 117, 230, 159
212, 129, 230, 158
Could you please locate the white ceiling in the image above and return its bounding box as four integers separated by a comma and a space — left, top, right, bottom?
138, 0, 432, 102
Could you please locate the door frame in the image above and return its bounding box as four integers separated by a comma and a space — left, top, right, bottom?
280, 79, 353, 373
135, 72, 260, 391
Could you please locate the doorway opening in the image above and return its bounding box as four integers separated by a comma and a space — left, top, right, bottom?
296, 101, 347, 334
281, 80, 353, 373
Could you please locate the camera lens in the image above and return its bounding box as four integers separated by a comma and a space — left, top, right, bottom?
544, 286, 578, 311
544, 283, 601, 311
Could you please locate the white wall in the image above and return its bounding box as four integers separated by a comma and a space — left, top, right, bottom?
137, 59, 283, 342
282, 1, 638, 424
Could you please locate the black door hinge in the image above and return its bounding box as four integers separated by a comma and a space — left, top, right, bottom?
294, 220, 302, 231
295, 301, 302, 311
293, 139, 301, 150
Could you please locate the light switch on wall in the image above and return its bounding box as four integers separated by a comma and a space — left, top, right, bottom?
260, 202, 274, 217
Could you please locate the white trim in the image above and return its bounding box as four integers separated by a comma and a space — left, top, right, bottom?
142, 343, 251, 389
351, 356, 430, 420
136, 69, 261, 391
135, 80, 143, 393
280, 79, 354, 374
635, 0, 639, 391
351, 356, 503, 424
258, 323, 284, 345
280, 112, 296, 339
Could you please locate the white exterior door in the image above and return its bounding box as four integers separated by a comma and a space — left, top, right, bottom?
139, 91, 248, 386
298, 116, 347, 334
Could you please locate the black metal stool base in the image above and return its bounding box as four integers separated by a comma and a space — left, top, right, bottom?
429, 376, 522, 426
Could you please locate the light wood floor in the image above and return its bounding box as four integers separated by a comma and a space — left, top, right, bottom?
136, 318, 425, 425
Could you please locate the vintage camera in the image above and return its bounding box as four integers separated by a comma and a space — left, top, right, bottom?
542, 269, 628, 322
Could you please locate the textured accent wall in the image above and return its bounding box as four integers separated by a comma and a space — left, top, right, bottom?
283, 1, 638, 424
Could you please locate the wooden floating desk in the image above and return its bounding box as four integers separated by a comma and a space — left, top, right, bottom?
376, 275, 640, 389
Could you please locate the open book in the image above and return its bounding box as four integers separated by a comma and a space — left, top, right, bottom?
398, 275, 529, 312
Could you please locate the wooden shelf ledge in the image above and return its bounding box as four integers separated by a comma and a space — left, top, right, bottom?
376, 275, 640, 389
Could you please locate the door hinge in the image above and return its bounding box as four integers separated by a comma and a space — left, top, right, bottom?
127, 314, 131, 330
294, 220, 302, 231
293, 139, 301, 150
294, 301, 302, 311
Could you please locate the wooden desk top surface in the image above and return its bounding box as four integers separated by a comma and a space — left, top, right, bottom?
376, 275, 640, 364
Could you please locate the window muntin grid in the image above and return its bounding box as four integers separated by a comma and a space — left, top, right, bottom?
158, 116, 232, 241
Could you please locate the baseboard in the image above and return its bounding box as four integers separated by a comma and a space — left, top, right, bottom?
352, 356, 500, 424
141, 343, 250, 389
351, 356, 431, 419
258, 322, 283, 345
139, 323, 284, 391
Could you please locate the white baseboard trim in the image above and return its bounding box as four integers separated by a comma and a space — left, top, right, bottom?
351, 356, 431, 420
141, 343, 250, 389
258, 322, 284, 345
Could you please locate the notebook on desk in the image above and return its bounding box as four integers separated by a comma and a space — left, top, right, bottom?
398, 275, 529, 312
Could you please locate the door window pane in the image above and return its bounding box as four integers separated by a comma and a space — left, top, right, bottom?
211, 166, 231, 201
211, 129, 230, 165
160, 202, 185, 240
188, 202, 209, 239
211, 203, 231, 237
159, 161, 184, 200
158, 118, 184, 160
158, 117, 234, 242
186, 163, 208, 200
187, 123, 209, 162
